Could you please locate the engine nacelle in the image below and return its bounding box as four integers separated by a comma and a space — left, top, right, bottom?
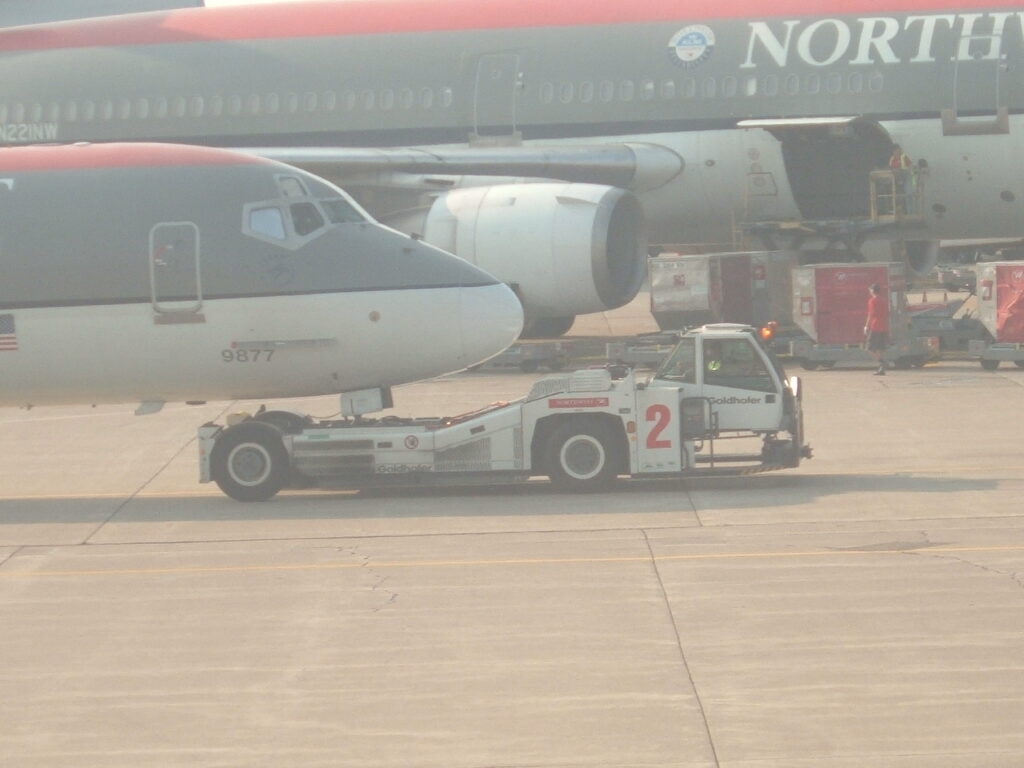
420, 183, 647, 319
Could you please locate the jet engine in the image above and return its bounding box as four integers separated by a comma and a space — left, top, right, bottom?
415, 183, 647, 336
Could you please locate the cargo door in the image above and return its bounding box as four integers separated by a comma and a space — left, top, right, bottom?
719, 253, 753, 324
813, 265, 884, 344
473, 54, 520, 139
995, 263, 1024, 342
149, 221, 203, 323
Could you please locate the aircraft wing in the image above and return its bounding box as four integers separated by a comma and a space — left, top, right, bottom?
240, 142, 684, 192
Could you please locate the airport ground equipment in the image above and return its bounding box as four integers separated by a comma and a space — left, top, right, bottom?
649, 251, 798, 333
907, 295, 985, 352
472, 340, 570, 373
199, 325, 810, 501
606, 333, 680, 368
790, 262, 938, 370
967, 262, 1024, 370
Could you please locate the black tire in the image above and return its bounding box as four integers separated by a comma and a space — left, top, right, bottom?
519, 359, 540, 373
981, 358, 1000, 371
211, 421, 290, 502
800, 359, 820, 371
254, 410, 308, 434
818, 361, 836, 369
546, 357, 566, 371
893, 357, 912, 370
544, 419, 620, 491
912, 357, 928, 368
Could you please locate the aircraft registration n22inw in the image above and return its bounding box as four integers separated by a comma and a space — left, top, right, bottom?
0, 0, 1021, 328
0, 142, 523, 409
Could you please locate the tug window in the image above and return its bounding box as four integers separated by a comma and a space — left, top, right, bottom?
703, 338, 774, 392
249, 207, 286, 241
290, 202, 325, 236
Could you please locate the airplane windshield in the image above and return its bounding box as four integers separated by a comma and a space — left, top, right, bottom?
321, 198, 365, 224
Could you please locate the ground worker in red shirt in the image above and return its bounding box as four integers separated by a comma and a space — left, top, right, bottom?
865, 282, 890, 375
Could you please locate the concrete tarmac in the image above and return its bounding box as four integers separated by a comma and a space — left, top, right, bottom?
2, 357, 1024, 767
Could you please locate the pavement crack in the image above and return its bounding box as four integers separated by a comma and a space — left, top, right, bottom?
80, 401, 239, 545
0, 545, 22, 570
923, 552, 1024, 592
642, 529, 721, 768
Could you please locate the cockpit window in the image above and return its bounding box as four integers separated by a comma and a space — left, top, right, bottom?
277, 176, 308, 198
248, 206, 286, 241
321, 197, 365, 224
289, 202, 325, 237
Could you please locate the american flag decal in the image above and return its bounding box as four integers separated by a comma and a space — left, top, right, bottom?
0, 314, 18, 351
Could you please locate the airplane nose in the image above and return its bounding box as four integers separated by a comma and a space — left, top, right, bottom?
460, 282, 524, 366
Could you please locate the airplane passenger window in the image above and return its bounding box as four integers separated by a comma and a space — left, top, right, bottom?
324, 91, 338, 111
441, 88, 453, 108
419, 88, 433, 109
580, 82, 594, 103
0, 104, 7, 122
287, 93, 300, 114
12, 103, 24, 122
599, 81, 614, 102
660, 80, 675, 100
119, 100, 131, 120
136, 99, 150, 119
290, 203, 324, 237
399, 89, 413, 109
322, 198, 365, 224
266, 93, 280, 114
249, 207, 286, 241
31, 103, 43, 122
64, 102, 77, 122
304, 92, 318, 112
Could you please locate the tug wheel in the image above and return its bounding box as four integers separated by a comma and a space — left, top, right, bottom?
211, 421, 290, 502
545, 420, 620, 491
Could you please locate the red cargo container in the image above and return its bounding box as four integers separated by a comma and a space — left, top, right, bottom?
793, 263, 905, 344
977, 262, 1024, 343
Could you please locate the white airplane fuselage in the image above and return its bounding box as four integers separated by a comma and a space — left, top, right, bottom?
0, 0, 1019, 247
0, 143, 523, 407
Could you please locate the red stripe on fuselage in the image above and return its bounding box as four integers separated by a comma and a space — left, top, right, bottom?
0, 143, 264, 171
0, 0, 1015, 51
